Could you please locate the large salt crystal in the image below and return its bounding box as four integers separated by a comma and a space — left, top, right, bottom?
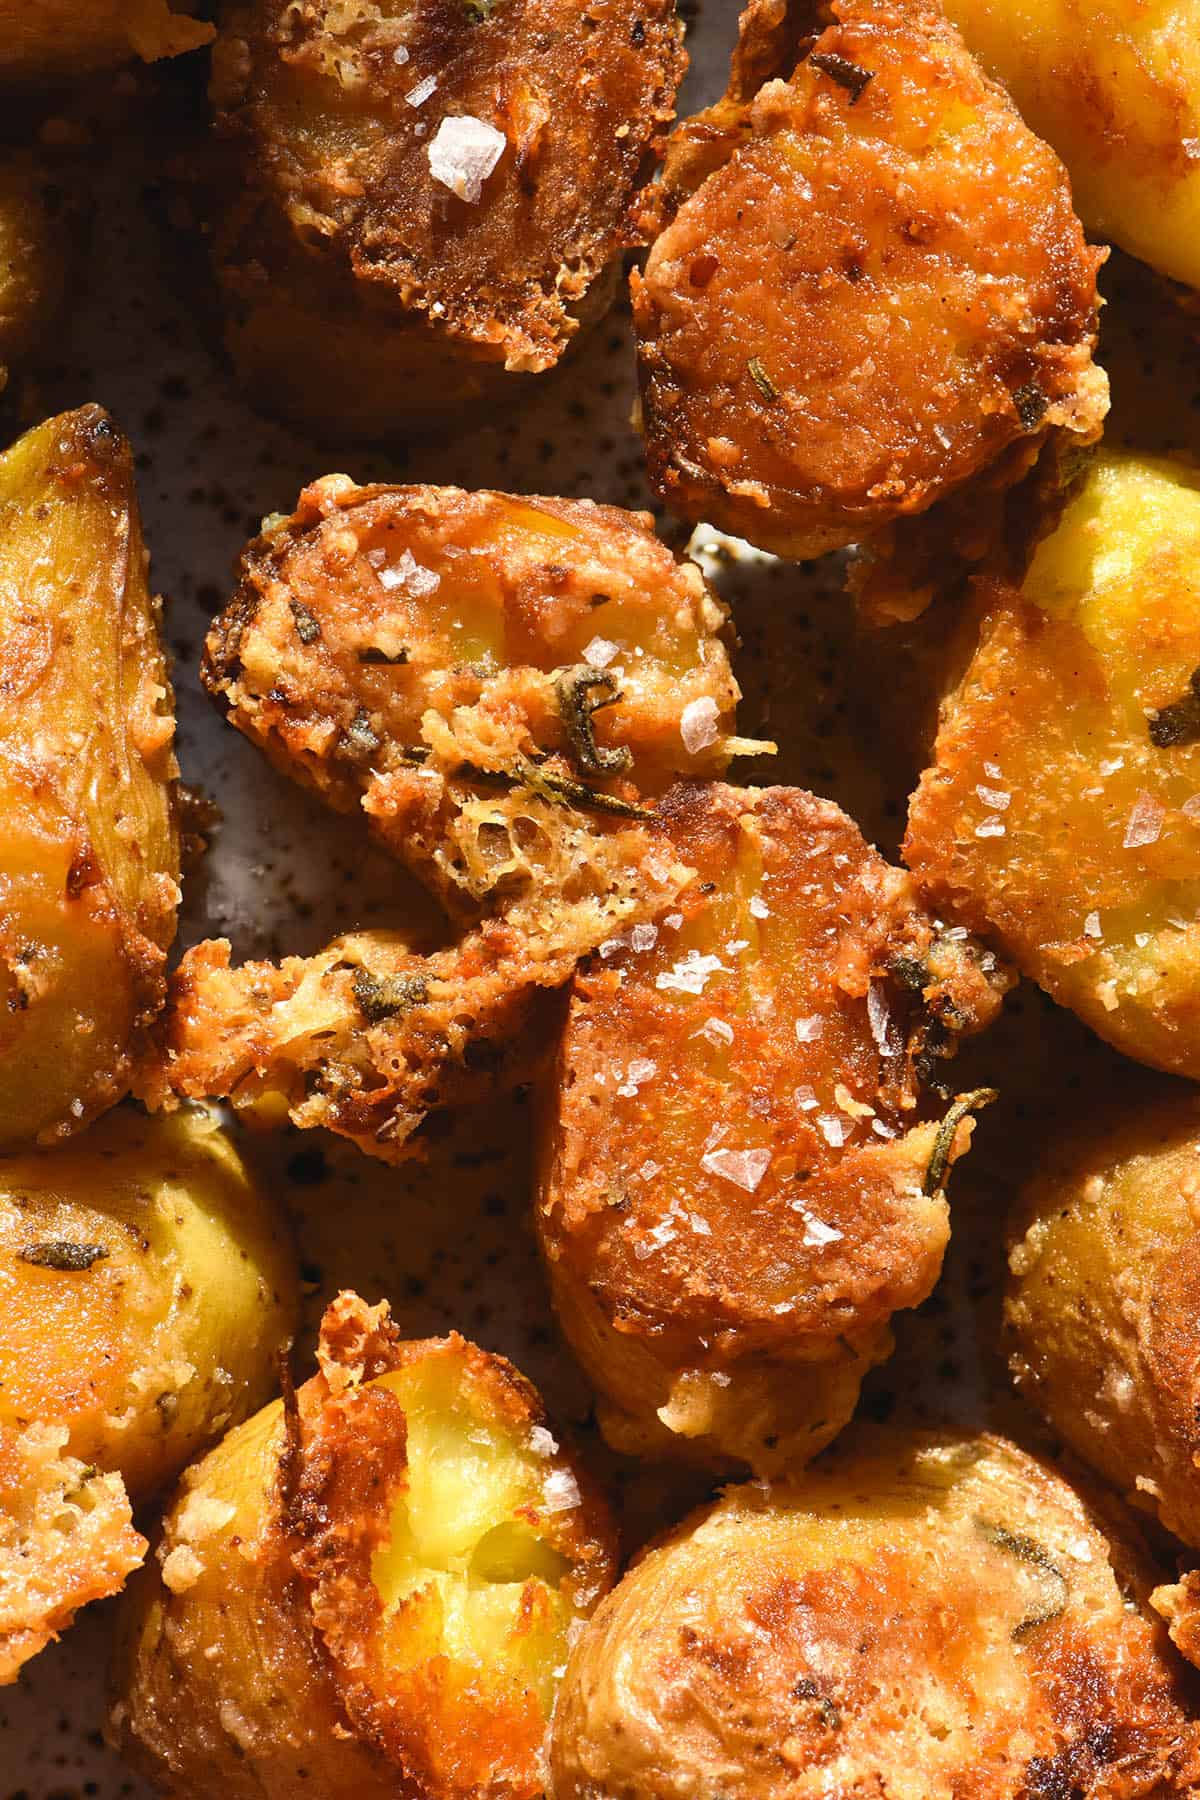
583, 635, 619, 669
528, 1425, 559, 1458
680, 696, 720, 755
700, 1146, 772, 1193
630, 922, 658, 953
866, 981, 899, 1055
405, 74, 437, 107
656, 951, 723, 995
816, 1113, 846, 1148
796, 1208, 844, 1248
428, 114, 506, 203
794, 1015, 824, 1044
696, 1016, 734, 1047
378, 548, 440, 596
541, 1468, 581, 1513
1124, 790, 1165, 850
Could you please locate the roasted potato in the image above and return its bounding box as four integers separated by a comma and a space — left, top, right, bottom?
536, 781, 1010, 1473
1006, 1089, 1200, 1553
110, 1291, 617, 1800
552, 1427, 1200, 1800
207, 0, 685, 437
906, 449, 1200, 1079
942, 0, 1200, 293
0, 407, 180, 1145
632, 0, 1107, 561
0, 1, 213, 84
0, 1102, 298, 1504
0, 154, 69, 399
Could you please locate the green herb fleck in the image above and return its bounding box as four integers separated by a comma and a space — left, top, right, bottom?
889, 954, 930, 993
555, 666, 633, 777
809, 51, 874, 101
1012, 382, 1047, 432
975, 1517, 1068, 1639
289, 599, 322, 646
341, 708, 380, 760
19, 1240, 109, 1271
357, 646, 409, 666
1149, 667, 1200, 748
353, 969, 431, 1024
748, 357, 779, 402
462, 759, 651, 820
793, 1678, 841, 1731
923, 1088, 998, 1196
464, 0, 499, 15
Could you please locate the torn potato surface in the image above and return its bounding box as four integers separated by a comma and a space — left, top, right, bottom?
551, 1428, 1200, 1800
0, 1104, 298, 1504
906, 450, 1200, 1079
110, 1292, 617, 1800
0, 406, 180, 1147
633, 0, 1107, 560
536, 781, 1010, 1473
208, 0, 685, 436
0, 0, 212, 83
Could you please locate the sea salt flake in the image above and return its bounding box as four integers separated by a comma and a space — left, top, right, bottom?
726, 939, 750, 954
427, 114, 506, 203
794, 1015, 824, 1044
871, 1118, 898, 1139
637, 1159, 661, 1182
392, 44, 410, 63
656, 951, 723, 995
628, 1058, 657, 1085
697, 1016, 734, 1047
1183, 794, 1200, 821
629, 922, 658, 953
983, 761, 1003, 780
700, 1146, 772, 1193
1124, 791, 1165, 850
1099, 755, 1125, 777
528, 1426, 559, 1458
663, 912, 684, 931
1083, 911, 1102, 940
816, 1113, 847, 1148
867, 981, 899, 1055
689, 1213, 712, 1236
378, 548, 440, 596
583, 635, 619, 669
797, 1210, 844, 1248
405, 74, 438, 106
541, 1469, 581, 1513
975, 816, 1006, 839
598, 933, 628, 960
794, 1085, 819, 1112
680, 696, 720, 755
975, 784, 1010, 811
749, 895, 770, 919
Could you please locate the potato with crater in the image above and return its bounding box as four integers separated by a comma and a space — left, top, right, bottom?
110, 1290, 617, 1800
633, 0, 1107, 561
0, 1104, 298, 1681
551, 1427, 1200, 1800
208, 0, 686, 436
537, 781, 1010, 1474
0, 0, 212, 83
906, 449, 1200, 1079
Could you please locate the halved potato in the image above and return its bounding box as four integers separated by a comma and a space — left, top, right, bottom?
552, 1427, 1200, 1800
110, 1291, 618, 1800
0, 1, 212, 83
0, 406, 180, 1145
906, 449, 1200, 1078
633, 0, 1107, 559
536, 781, 1010, 1473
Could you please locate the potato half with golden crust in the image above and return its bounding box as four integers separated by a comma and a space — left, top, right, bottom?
0, 1103, 299, 1504
204, 476, 755, 927
536, 781, 1010, 1473
110, 1291, 618, 1800
0, 1, 212, 83
208, 0, 685, 437
552, 1427, 1200, 1800
942, 0, 1200, 293
906, 449, 1200, 1079
632, 0, 1107, 561
0, 155, 69, 400
0, 407, 180, 1146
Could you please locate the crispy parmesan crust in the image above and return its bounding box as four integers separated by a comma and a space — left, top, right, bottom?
111, 1292, 617, 1800
0, 1423, 144, 1684
633, 0, 1107, 559
553, 1428, 1200, 1800
537, 782, 1011, 1472
209, 0, 685, 432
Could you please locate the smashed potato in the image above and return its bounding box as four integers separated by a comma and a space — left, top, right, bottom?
0, 155, 69, 400
0, 407, 180, 1145
906, 449, 1200, 1078
633, 0, 1107, 559
552, 1427, 1200, 1800
943, 0, 1200, 292
536, 782, 1010, 1473
0, 1103, 298, 1503
111, 1291, 617, 1800
208, 0, 685, 436
1006, 1089, 1200, 1551
0, 0, 212, 83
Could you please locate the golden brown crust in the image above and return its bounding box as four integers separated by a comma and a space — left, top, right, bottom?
111, 1292, 618, 1800
0, 0, 212, 83
537, 781, 1010, 1471
633, 0, 1107, 559
209, 0, 686, 433
552, 1428, 1200, 1800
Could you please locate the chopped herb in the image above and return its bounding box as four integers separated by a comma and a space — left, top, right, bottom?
555, 665, 633, 776
889, 954, 929, 993
19, 1240, 109, 1271
1149, 667, 1200, 748
353, 969, 431, 1024
809, 51, 874, 101
464, 0, 498, 15
975, 1517, 1068, 1639
340, 708, 380, 760
1013, 382, 1047, 431
156, 1391, 179, 1429
463, 759, 651, 820
923, 1088, 998, 1196
289, 599, 322, 645
357, 646, 409, 666
748, 357, 778, 402
793, 1678, 841, 1731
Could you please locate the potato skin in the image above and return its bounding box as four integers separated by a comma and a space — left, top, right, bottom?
942, 0, 1200, 292
633, 0, 1107, 559
209, 0, 685, 436
905, 450, 1200, 1079
536, 781, 1010, 1473
0, 407, 180, 1145
0, 1103, 299, 1503
0, 0, 212, 83
552, 1427, 1200, 1800
110, 1292, 618, 1800
0, 155, 69, 399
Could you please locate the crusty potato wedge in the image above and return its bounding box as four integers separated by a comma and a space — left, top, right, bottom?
0, 0, 212, 83
208, 0, 684, 436
0, 154, 69, 400
943, 0, 1200, 293
633, 0, 1107, 560
553, 1427, 1200, 1800
110, 1292, 617, 1800
0, 406, 180, 1145
906, 449, 1200, 1079
536, 782, 1011, 1473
